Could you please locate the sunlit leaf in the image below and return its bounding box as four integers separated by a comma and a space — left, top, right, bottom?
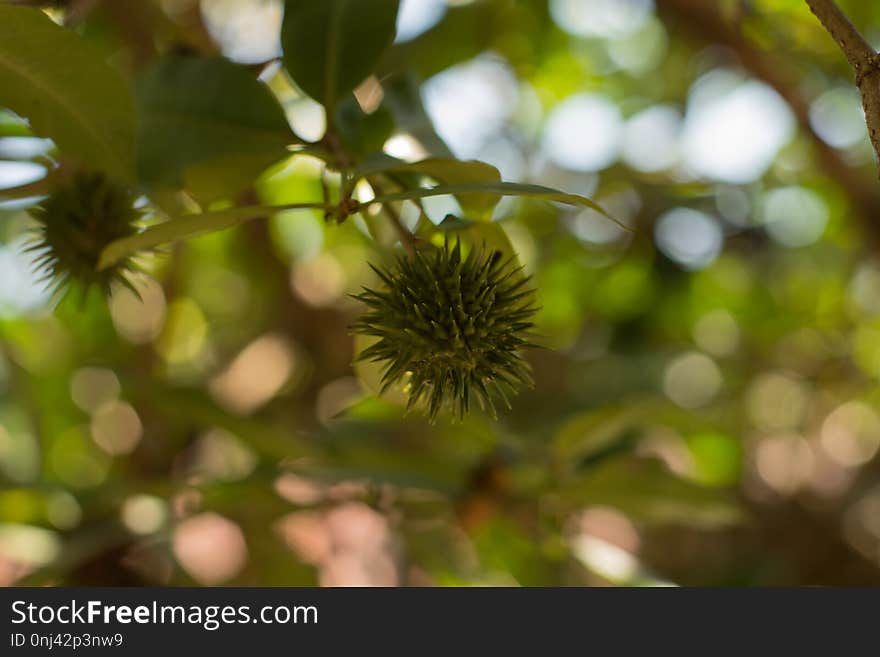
368, 181, 620, 226
362, 157, 503, 220
0, 110, 33, 138
183, 153, 288, 204
101, 180, 615, 267
98, 202, 332, 270
335, 96, 395, 158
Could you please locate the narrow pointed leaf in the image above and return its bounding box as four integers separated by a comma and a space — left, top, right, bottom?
98, 202, 331, 270
367, 181, 623, 227
359, 157, 503, 220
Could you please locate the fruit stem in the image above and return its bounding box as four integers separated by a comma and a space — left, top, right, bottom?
369, 177, 417, 255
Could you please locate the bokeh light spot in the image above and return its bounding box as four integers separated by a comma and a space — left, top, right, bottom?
110, 276, 167, 344
291, 253, 346, 307
200, 0, 282, 64
422, 55, 519, 159
70, 367, 120, 414
173, 512, 248, 585
122, 495, 168, 535
747, 372, 810, 432
549, 0, 653, 39
682, 70, 794, 183
655, 208, 723, 270
761, 186, 828, 248
622, 104, 681, 173
210, 334, 294, 415
662, 351, 722, 408
755, 433, 814, 495
809, 86, 867, 149
90, 401, 143, 456
821, 401, 880, 468
542, 93, 622, 172
395, 0, 446, 42
693, 309, 740, 357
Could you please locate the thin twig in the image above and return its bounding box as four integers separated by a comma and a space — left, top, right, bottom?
368, 177, 417, 254
805, 0, 880, 176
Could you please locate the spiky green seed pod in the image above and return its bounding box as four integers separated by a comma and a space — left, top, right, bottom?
27, 171, 141, 294
353, 240, 537, 421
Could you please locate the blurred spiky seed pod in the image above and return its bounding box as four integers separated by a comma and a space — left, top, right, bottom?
28, 171, 141, 295
353, 240, 537, 421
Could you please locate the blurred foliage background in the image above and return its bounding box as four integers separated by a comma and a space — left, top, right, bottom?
2, 0, 880, 586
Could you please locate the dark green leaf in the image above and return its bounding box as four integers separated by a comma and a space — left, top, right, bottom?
379, 0, 511, 80
0, 6, 136, 178
281, 0, 400, 112
335, 96, 395, 158
382, 74, 452, 157
135, 55, 294, 200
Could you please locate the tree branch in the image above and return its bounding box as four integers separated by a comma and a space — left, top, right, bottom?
805, 0, 880, 176
805, 0, 875, 71
656, 0, 880, 248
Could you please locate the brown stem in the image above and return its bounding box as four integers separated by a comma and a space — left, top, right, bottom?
805, 0, 875, 70
369, 177, 417, 254
319, 124, 418, 252
805, 0, 880, 176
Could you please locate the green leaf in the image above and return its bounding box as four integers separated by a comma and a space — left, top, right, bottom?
98, 201, 332, 271
368, 181, 621, 226
558, 458, 744, 529
0, 6, 136, 178
554, 399, 722, 470
363, 158, 503, 221
281, 0, 400, 112
183, 153, 287, 204
0, 110, 33, 138
335, 96, 395, 158
435, 218, 517, 258
135, 55, 294, 199
101, 177, 617, 267
471, 517, 555, 586
686, 432, 743, 487
379, 0, 511, 80
554, 400, 668, 467
382, 74, 452, 157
